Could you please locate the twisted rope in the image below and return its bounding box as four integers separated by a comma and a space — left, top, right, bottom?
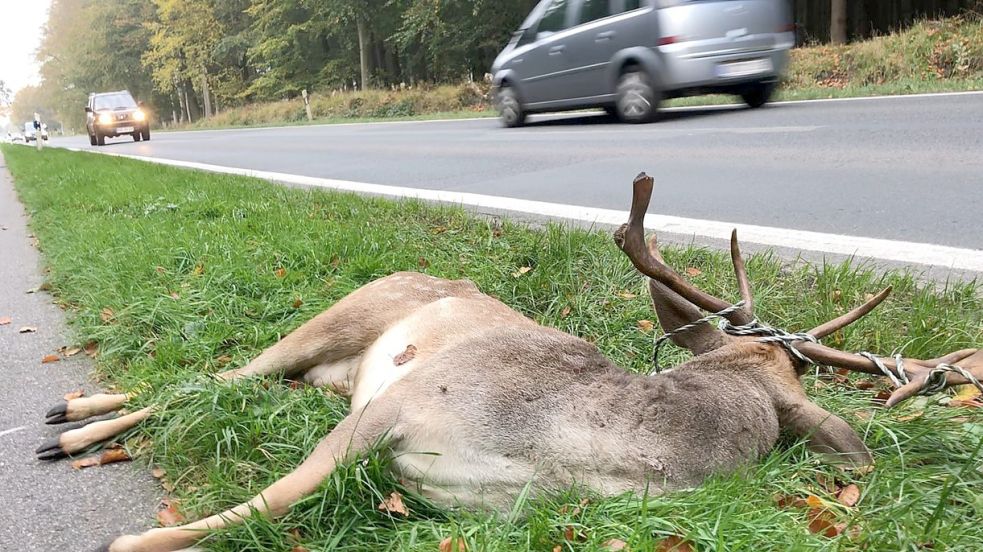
649, 301, 982, 398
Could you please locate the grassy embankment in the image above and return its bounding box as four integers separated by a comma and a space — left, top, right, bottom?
172, 15, 983, 130
3, 144, 982, 551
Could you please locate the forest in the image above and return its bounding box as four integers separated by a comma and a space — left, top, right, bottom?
9, 0, 979, 131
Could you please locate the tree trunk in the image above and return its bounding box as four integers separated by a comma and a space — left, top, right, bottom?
201, 67, 213, 119
356, 17, 370, 89
830, 0, 848, 44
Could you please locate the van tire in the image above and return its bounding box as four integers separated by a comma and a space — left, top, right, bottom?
741, 82, 775, 108
141, 128, 151, 141
88, 133, 97, 146
615, 70, 659, 124
96, 132, 105, 146
496, 86, 526, 128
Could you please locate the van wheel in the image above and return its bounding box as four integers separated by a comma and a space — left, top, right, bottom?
496, 86, 526, 128
133, 132, 142, 142
615, 70, 659, 124
741, 82, 775, 108
88, 133, 97, 146
96, 133, 105, 146
141, 128, 151, 141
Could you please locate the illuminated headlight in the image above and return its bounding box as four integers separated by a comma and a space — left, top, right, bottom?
133, 110, 146, 122
97, 112, 113, 125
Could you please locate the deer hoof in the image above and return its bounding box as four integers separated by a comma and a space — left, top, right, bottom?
35, 436, 67, 460
45, 401, 69, 424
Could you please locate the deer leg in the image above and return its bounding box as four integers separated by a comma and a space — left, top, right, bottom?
37, 407, 154, 459
779, 397, 873, 468
101, 400, 400, 552
45, 393, 131, 425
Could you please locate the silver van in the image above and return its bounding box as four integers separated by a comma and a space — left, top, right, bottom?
490, 0, 795, 126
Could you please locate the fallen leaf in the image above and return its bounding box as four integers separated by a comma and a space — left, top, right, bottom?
873, 389, 893, 403
637, 319, 655, 333
603, 538, 628, 551
64, 347, 82, 357
837, 484, 861, 507
655, 535, 693, 552
169, 292, 180, 299
193, 263, 205, 276
19, 326, 38, 333
0, 316, 11, 325
831, 289, 843, 303
949, 399, 983, 409
156, 500, 186, 526
439, 537, 467, 552
151, 467, 166, 479
616, 290, 637, 299
897, 411, 924, 422
100, 308, 115, 323
816, 473, 840, 494
953, 385, 982, 402
83, 341, 98, 358
563, 526, 586, 542
512, 266, 532, 278
155, 266, 166, 274
274, 267, 287, 278
63, 390, 84, 400
685, 267, 702, 277
71, 448, 131, 469
41, 354, 61, 364
806, 495, 825, 509
560, 306, 572, 318
290, 547, 310, 552
854, 410, 872, 420
216, 355, 232, 365
774, 494, 809, 509
807, 508, 842, 538
418, 257, 430, 269
393, 344, 417, 366
378, 491, 409, 516
292, 297, 304, 309
854, 380, 876, 390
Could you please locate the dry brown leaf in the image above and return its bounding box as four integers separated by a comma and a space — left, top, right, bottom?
292, 297, 304, 309
953, 385, 982, 402
684, 267, 702, 277
897, 411, 924, 422
837, 484, 861, 507
816, 473, 840, 494
290, 547, 310, 552
151, 467, 166, 479
64, 347, 82, 357
616, 290, 637, 299
831, 289, 843, 303
71, 456, 102, 470
560, 306, 572, 318
83, 341, 98, 358
637, 320, 655, 333
854, 410, 872, 420
393, 344, 417, 366
216, 355, 233, 365
193, 263, 205, 276
418, 257, 430, 269
378, 491, 409, 517
156, 500, 186, 527
873, 389, 893, 403
274, 267, 287, 278
949, 399, 983, 409
807, 508, 842, 538
655, 535, 693, 552
603, 538, 628, 551
774, 494, 809, 509
512, 266, 532, 278
553, 547, 562, 552
0, 316, 11, 325
63, 389, 84, 401
41, 354, 61, 364
439, 537, 467, 552
100, 308, 115, 323
155, 266, 166, 274
169, 292, 180, 300
806, 495, 825, 509
562, 526, 586, 542
19, 326, 38, 333
71, 448, 131, 470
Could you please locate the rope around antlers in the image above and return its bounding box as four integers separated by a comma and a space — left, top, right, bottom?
649, 301, 983, 397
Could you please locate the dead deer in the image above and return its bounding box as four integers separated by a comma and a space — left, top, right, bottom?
37, 174, 982, 552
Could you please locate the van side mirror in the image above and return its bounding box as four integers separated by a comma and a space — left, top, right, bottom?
517, 27, 537, 46
84, 106, 92, 113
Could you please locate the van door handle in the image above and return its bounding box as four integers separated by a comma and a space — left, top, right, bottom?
595, 31, 616, 41
548, 45, 566, 55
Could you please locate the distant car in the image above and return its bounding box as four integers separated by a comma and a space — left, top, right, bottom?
23, 122, 49, 142
10, 133, 25, 143
490, 0, 795, 126
84, 90, 150, 146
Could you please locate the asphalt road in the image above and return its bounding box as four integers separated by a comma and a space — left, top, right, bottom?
0, 158, 157, 550
52, 92, 983, 251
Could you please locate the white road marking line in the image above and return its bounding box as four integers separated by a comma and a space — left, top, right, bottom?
67, 149, 983, 272
148, 90, 983, 135
0, 426, 27, 438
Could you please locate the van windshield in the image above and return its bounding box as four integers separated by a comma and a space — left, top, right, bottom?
93, 93, 137, 110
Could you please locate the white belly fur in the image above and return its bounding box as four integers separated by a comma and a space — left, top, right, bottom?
301, 356, 361, 394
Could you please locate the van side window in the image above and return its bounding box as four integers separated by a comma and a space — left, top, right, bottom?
537, 0, 569, 35
622, 0, 643, 11
579, 0, 612, 24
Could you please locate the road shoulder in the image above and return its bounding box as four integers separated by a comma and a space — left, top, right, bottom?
0, 151, 158, 551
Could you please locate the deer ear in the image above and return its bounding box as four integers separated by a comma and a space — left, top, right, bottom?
780, 398, 873, 468
648, 279, 736, 355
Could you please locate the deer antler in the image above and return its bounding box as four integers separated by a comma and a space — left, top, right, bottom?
616, 172, 983, 407
614, 173, 754, 326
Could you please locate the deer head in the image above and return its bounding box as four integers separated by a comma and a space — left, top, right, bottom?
614, 172, 983, 410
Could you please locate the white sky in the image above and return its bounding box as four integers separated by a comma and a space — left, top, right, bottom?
0, 0, 52, 94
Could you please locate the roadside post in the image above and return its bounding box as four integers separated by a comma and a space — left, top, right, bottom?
302, 89, 313, 121
34, 113, 43, 152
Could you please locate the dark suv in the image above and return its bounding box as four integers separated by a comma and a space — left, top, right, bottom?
85, 90, 150, 146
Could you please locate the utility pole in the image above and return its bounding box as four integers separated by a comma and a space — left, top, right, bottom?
302, 89, 313, 121
34, 112, 43, 152
830, 0, 847, 44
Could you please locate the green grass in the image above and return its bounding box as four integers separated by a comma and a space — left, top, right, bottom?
3, 144, 982, 551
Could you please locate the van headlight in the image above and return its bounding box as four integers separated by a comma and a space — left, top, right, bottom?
133, 110, 146, 122
97, 112, 113, 125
